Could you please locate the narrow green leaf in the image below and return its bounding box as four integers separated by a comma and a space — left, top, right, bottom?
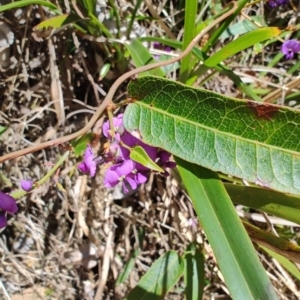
220, 17, 267, 39
33, 14, 83, 32
0, 126, 7, 135
125, 40, 165, 77
204, 27, 281, 67
184, 243, 204, 300
117, 228, 145, 286
202, 0, 249, 53
116, 249, 140, 286
124, 76, 300, 196
244, 222, 300, 264
176, 158, 278, 299
126, 0, 143, 39
71, 133, 94, 156
138, 37, 261, 101
259, 245, 300, 281
0, 0, 59, 13
179, 0, 198, 83
130, 146, 163, 173
125, 250, 184, 300
225, 184, 300, 225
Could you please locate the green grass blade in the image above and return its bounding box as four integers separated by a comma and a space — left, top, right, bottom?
184, 243, 204, 300
204, 27, 281, 67
176, 159, 278, 299
125, 250, 184, 300
260, 245, 300, 281
124, 76, 300, 195
244, 222, 300, 264
202, 0, 249, 53
34, 14, 83, 31
179, 0, 198, 83
0, 0, 59, 13
138, 37, 261, 101
126, 0, 144, 39
116, 249, 139, 286
125, 40, 165, 77
225, 184, 300, 225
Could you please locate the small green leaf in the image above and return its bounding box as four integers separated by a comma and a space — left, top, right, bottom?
71, 133, 94, 156
204, 27, 281, 67
125, 250, 184, 300
33, 14, 83, 33
130, 146, 163, 173
0, 126, 7, 135
125, 39, 165, 77
99, 63, 111, 80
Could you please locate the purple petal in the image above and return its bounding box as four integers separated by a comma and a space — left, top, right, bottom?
126, 176, 138, 190
78, 145, 97, 177
134, 172, 148, 184
104, 169, 120, 188
0, 212, 7, 228
21, 179, 33, 191
281, 40, 300, 59
0, 192, 18, 214
158, 151, 171, 163
104, 160, 136, 188
102, 114, 124, 140
78, 161, 88, 173
84, 145, 94, 160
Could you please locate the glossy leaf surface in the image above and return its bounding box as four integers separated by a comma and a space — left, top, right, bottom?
124, 76, 300, 195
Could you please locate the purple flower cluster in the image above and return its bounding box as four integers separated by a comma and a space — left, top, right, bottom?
0, 191, 18, 228
78, 114, 176, 193
281, 40, 300, 59
268, 0, 289, 7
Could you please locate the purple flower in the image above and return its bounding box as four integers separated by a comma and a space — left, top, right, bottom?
102, 114, 176, 193
103, 114, 124, 141
21, 179, 33, 191
104, 159, 148, 193
269, 0, 289, 7
281, 39, 300, 59
78, 145, 97, 177
0, 191, 18, 228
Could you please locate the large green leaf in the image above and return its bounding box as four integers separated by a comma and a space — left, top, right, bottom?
125, 250, 184, 300
123, 76, 300, 196
176, 159, 278, 299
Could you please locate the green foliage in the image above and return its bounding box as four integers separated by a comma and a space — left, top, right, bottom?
130, 146, 163, 173
124, 76, 300, 195
125, 251, 184, 300
184, 243, 204, 300
176, 158, 278, 299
